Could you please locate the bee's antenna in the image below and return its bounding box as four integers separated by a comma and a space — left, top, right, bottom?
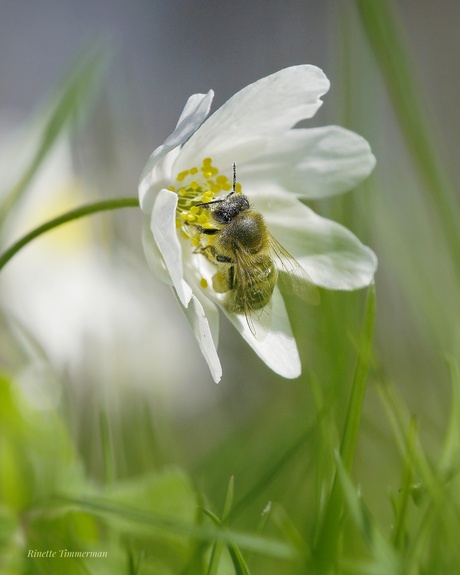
197, 163, 238, 207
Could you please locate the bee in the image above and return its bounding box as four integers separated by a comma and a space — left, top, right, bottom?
194, 164, 319, 339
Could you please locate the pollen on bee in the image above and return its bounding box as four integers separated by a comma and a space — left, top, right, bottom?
200, 277, 208, 289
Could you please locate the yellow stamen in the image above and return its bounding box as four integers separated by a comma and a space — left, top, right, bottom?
177, 170, 189, 182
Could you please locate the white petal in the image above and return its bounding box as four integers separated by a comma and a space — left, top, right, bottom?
139, 91, 214, 211
225, 287, 301, 379
176, 65, 330, 171
239, 125, 376, 199
141, 216, 171, 285
150, 189, 192, 306
182, 293, 222, 383
255, 193, 377, 290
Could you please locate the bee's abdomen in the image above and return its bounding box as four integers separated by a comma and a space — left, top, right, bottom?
230, 255, 277, 312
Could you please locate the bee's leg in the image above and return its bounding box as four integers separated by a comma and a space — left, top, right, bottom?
197, 227, 220, 236
216, 254, 234, 264
195, 244, 216, 258
212, 268, 231, 293
228, 265, 235, 290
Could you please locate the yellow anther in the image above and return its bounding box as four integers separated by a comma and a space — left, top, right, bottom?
200, 277, 208, 289
189, 181, 199, 191
190, 167, 198, 174
177, 170, 189, 182
189, 205, 199, 214
168, 185, 175, 191
216, 175, 229, 186
222, 182, 232, 191
178, 187, 187, 196
201, 191, 214, 202
203, 171, 213, 179
197, 213, 209, 224
202, 157, 212, 165
180, 211, 189, 220
186, 213, 196, 222
235, 183, 242, 193
209, 181, 220, 193
175, 219, 182, 228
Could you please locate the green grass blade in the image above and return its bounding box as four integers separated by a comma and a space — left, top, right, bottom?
339, 283, 376, 471
58, 496, 296, 561
206, 476, 236, 575
440, 356, 460, 475
312, 284, 375, 569
391, 417, 418, 550
202, 507, 251, 575
0, 46, 106, 231
354, 0, 460, 259
334, 453, 401, 575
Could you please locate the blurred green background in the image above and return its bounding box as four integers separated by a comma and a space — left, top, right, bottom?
1, 1, 460, 573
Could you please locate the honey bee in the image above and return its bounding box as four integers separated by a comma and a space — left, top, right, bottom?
194, 164, 319, 339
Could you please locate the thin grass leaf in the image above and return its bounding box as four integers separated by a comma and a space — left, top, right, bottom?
376, 379, 441, 503
271, 503, 308, 559
391, 417, 418, 551
57, 496, 296, 561
354, 0, 460, 261
312, 283, 375, 569
203, 507, 251, 575
255, 501, 272, 536
0, 45, 106, 232
227, 428, 308, 520
340, 283, 376, 471
334, 452, 401, 575
440, 355, 460, 475
99, 409, 115, 486
207, 476, 236, 575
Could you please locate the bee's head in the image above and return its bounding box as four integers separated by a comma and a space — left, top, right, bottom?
200, 192, 250, 224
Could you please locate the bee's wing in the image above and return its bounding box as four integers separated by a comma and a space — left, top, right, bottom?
269, 234, 320, 306
232, 248, 273, 342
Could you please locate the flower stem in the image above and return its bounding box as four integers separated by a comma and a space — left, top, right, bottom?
0, 197, 140, 271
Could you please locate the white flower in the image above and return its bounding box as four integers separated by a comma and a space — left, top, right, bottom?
139, 65, 377, 383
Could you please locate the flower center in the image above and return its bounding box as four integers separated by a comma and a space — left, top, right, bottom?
168, 157, 242, 248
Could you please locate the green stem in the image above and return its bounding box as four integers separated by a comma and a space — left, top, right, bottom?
0, 197, 140, 271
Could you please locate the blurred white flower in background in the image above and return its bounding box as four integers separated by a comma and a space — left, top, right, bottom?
139, 65, 377, 383
0, 121, 212, 412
